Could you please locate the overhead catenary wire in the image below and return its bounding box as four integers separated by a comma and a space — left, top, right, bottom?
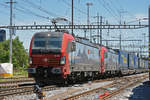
99, 0, 140, 52
109, 0, 121, 15
114, 0, 136, 20
115, 0, 123, 10
113, 0, 145, 54
0, 3, 10, 15
102, 0, 120, 18
61, 0, 86, 24
96, 0, 120, 24
15, 4, 50, 20
62, 0, 87, 15
0, 2, 50, 20
21, 0, 79, 25
0, 3, 14, 25
0, 1, 77, 29
21, 0, 59, 17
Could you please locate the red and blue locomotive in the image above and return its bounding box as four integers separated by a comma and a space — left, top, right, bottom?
27, 31, 148, 85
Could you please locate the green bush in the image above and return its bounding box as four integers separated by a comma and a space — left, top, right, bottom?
0, 36, 29, 69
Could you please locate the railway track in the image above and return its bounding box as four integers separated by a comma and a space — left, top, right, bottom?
0, 78, 34, 84
46, 73, 148, 100
0, 73, 148, 100
100, 74, 148, 100
0, 75, 120, 100
0, 77, 30, 82
0, 78, 34, 89
0, 85, 57, 99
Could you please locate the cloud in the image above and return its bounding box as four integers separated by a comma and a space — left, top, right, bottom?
135, 13, 147, 19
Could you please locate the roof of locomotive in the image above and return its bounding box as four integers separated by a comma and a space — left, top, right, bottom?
33, 31, 64, 37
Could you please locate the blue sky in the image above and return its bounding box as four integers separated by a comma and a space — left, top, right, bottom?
0, 0, 149, 55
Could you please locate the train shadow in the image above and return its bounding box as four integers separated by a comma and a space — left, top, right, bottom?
128, 81, 150, 100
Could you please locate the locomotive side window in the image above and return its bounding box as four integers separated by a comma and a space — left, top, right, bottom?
104, 52, 108, 58
66, 41, 76, 53
71, 41, 76, 52
99, 49, 101, 57
66, 42, 71, 53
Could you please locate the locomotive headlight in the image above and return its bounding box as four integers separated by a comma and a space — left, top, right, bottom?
29, 57, 32, 64
60, 56, 66, 65
51, 68, 61, 74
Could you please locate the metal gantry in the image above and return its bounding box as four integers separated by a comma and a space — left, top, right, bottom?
109, 44, 147, 48
0, 24, 148, 30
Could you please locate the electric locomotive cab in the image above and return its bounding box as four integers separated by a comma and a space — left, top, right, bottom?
27, 31, 72, 82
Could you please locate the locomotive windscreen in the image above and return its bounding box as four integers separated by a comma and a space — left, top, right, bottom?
33, 37, 62, 49
32, 33, 62, 54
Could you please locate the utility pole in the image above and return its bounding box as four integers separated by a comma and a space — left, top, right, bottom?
86, 2, 92, 41
71, 0, 74, 64
119, 9, 127, 25
142, 33, 146, 56
9, 0, 13, 64
100, 16, 103, 45
119, 34, 121, 50
84, 30, 87, 38
97, 13, 100, 44
93, 14, 103, 45
6, 0, 16, 64
86, 2, 93, 26
72, 0, 74, 35
148, 6, 150, 81
93, 13, 100, 44
143, 33, 146, 47
119, 9, 126, 49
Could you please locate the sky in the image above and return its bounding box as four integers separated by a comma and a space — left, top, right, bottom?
0, 0, 149, 56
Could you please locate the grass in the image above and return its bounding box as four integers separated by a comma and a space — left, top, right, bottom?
0, 68, 28, 81
13, 68, 28, 77
0, 68, 30, 81
0, 68, 28, 78
0, 67, 28, 79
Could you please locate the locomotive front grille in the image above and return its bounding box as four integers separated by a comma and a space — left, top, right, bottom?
48, 57, 60, 65
32, 56, 61, 65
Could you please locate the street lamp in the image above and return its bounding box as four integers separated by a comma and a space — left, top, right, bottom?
86, 2, 93, 25
86, 2, 93, 41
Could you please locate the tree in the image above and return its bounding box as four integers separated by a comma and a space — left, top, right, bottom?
0, 37, 28, 69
